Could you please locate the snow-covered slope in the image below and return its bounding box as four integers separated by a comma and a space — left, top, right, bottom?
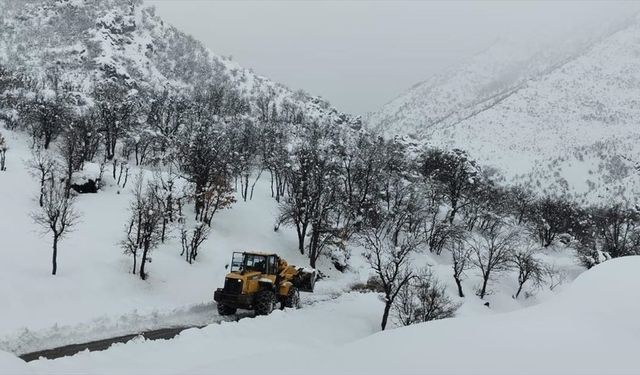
25, 256, 640, 375
367, 16, 640, 204
0, 0, 358, 126
0, 129, 361, 355
0, 128, 582, 356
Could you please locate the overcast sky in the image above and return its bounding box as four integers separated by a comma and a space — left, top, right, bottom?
147, 0, 639, 115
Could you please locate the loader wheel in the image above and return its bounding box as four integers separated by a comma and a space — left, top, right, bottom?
217, 303, 237, 316
282, 286, 300, 309
254, 290, 277, 315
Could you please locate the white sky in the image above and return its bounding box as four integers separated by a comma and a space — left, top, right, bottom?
147, 0, 639, 115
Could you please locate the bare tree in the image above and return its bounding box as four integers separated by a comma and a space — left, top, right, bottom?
58, 123, 84, 198
358, 223, 421, 330
467, 226, 518, 299
31, 175, 80, 275
121, 176, 163, 280
449, 239, 472, 297
180, 221, 210, 264
393, 268, 459, 326
150, 169, 179, 243
511, 249, 546, 298
27, 148, 57, 207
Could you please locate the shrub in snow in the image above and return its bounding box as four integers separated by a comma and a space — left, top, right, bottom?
466, 224, 519, 299
180, 222, 209, 264
393, 268, 459, 326
525, 196, 580, 247
510, 249, 546, 299
591, 204, 640, 258
575, 246, 611, 269
350, 276, 385, 294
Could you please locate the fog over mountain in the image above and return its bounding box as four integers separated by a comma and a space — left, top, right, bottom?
148, 0, 640, 114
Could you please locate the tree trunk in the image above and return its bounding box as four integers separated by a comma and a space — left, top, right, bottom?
39, 179, 45, 207
161, 219, 167, 243
132, 249, 137, 275
479, 275, 489, 299
309, 228, 320, 268
454, 276, 465, 298
140, 245, 149, 280
297, 230, 305, 255
515, 283, 524, 299
52, 234, 59, 275
381, 301, 392, 330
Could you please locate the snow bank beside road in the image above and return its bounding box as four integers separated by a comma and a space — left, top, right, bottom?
31, 257, 640, 375
298, 256, 640, 375
0, 350, 32, 374
29, 293, 381, 374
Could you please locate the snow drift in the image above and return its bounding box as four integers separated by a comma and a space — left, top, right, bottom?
305, 256, 640, 375
0, 350, 31, 375
28, 257, 640, 374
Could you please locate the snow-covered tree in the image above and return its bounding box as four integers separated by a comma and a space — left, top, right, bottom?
419, 148, 481, 224
93, 79, 139, 160
526, 196, 579, 247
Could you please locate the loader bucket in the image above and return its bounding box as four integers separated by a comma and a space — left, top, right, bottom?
294, 268, 317, 293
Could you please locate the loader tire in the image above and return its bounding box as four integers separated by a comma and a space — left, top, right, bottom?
217, 303, 236, 316
254, 290, 277, 315
282, 286, 300, 309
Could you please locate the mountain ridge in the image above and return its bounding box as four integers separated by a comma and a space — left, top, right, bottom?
368, 14, 640, 204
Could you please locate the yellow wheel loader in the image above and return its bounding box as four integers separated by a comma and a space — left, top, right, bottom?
214, 252, 317, 316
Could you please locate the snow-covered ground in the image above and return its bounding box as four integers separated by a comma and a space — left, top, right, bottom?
0, 129, 361, 355
4, 256, 636, 375
0, 129, 586, 360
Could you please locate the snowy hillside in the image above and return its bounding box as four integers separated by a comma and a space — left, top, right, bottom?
0, 128, 585, 357
0, 128, 360, 355
3, 256, 635, 375
367, 15, 640, 204
1, 2, 638, 374
0, 0, 358, 126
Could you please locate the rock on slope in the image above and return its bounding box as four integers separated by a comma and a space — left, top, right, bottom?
368, 16, 640, 204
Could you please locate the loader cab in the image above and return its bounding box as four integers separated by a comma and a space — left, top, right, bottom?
230, 252, 279, 275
